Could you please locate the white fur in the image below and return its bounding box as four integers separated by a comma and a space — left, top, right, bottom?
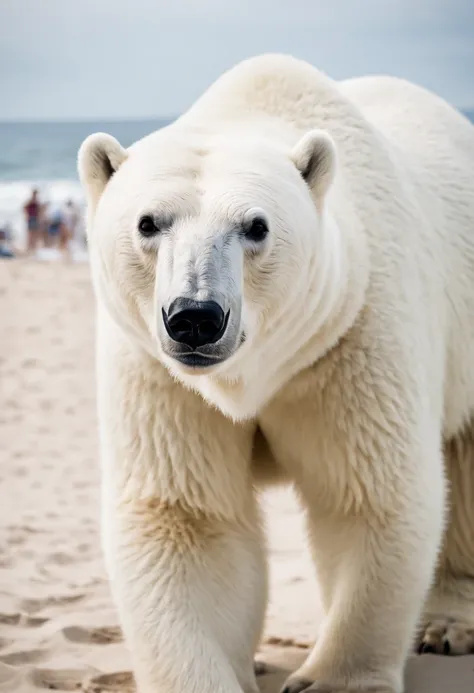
79, 54, 474, 693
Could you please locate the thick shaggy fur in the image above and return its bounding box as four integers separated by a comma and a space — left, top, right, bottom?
78, 54, 474, 693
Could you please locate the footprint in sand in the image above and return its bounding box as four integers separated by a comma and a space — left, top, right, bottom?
0, 648, 47, 666
47, 551, 76, 566
0, 614, 20, 626
83, 671, 135, 693
25, 615, 50, 627
0, 612, 49, 627
20, 357, 39, 368
62, 626, 123, 645
30, 666, 91, 691
6, 533, 27, 547
76, 543, 91, 553
18, 593, 85, 614
13, 466, 28, 478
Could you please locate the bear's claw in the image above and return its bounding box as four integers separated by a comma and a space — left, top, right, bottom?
417, 618, 474, 655
280, 677, 314, 693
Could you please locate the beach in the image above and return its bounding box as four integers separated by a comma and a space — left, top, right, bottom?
1, 259, 473, 693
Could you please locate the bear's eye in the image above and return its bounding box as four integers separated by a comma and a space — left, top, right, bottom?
138, 215, 160, 238
244, 217, 269, 243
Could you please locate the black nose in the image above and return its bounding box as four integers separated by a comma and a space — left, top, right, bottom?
162, 298, 228, 349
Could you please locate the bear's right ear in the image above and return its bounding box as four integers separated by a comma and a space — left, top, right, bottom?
78, 133, 127, 209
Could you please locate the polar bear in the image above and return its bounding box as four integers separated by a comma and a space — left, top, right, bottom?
78, 54, 474, 693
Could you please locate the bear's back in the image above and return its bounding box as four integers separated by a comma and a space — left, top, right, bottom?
339, 74, 474, 189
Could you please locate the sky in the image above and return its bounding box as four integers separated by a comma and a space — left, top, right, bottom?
0, 0, 473, 121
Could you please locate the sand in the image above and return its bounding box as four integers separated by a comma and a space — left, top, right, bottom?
1, 259, 473, 692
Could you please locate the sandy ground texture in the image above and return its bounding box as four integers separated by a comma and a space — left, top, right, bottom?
1, 259, 473, 692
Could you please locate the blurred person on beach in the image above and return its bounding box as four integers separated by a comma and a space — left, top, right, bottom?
0, 221, 15, 258
23, 188, 41, 254
46, 203, 72, 260
40, 200, 51, 248
63, 199, 80, 248
46, 204, 63, 244
41, 202, 53, 248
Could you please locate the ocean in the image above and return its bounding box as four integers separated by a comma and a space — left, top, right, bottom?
0, 119, 171, 245
1, 111, 472, 245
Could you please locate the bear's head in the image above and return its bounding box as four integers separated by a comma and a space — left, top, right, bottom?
79, 126, 344, 418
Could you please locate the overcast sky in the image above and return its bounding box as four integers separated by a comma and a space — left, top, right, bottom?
1, 0, 472, 121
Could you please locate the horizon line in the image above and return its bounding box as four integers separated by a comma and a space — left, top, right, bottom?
0, 106, 473, 125
0, 115, 177, 125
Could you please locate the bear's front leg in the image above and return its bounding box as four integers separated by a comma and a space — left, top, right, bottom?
97, 342, 267, 693
104, 496, 266, 693
281, 437, 446, 693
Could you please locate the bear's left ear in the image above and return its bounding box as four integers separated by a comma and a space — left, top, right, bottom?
78, 133, 128, 210
291, 129, 336, 204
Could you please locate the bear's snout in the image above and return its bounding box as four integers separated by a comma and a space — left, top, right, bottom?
162, 298, 229, 349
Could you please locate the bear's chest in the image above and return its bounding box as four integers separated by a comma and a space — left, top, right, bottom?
257, 352, 362, 489
258, 394, 329, 478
